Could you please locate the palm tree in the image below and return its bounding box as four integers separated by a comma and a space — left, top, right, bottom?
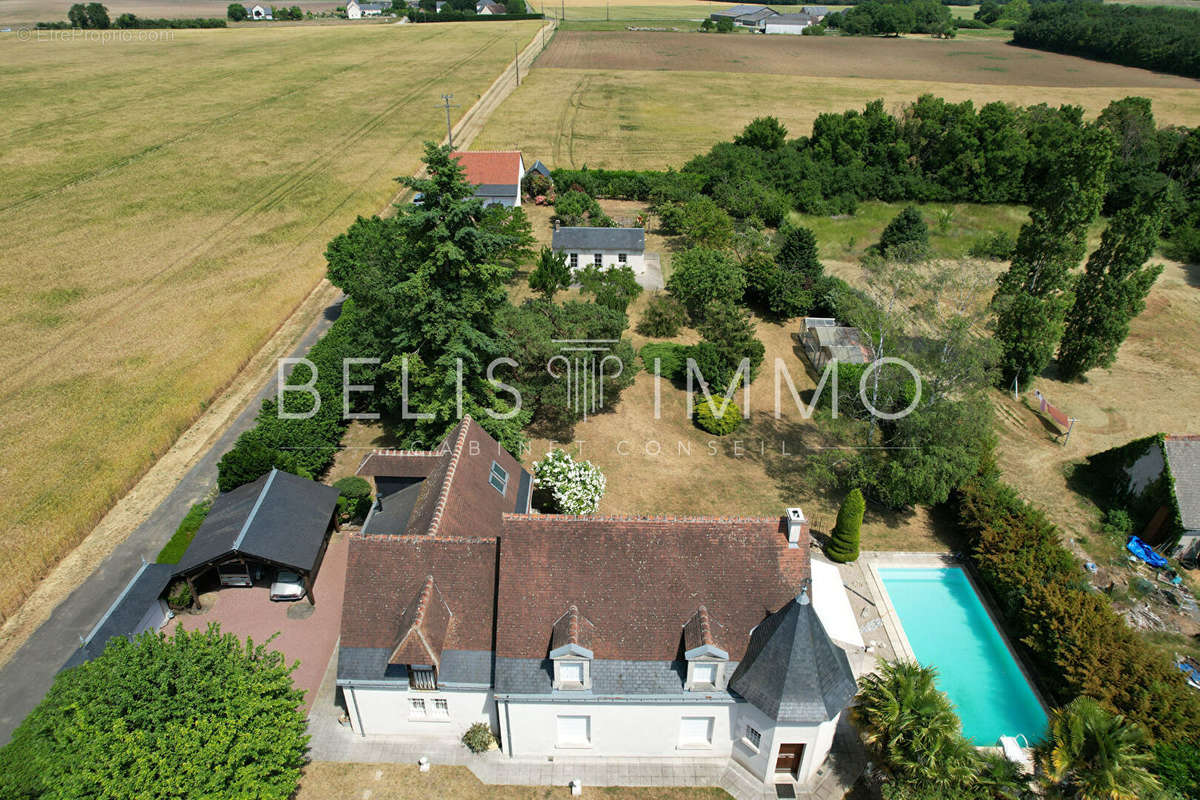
853, 660, 979, 791
1035, 696, 1162, 800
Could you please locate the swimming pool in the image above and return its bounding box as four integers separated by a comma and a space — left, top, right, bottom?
877, 566, 1048, 745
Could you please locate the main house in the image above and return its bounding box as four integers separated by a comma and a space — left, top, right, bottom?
551, 226, 646, 275
346, 0, 391, 17
451, 150, 525, 207
337, 417, 859, 791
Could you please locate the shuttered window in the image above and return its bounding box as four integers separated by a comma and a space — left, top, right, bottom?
679, 716, 714, 746
556, 715, 590, 746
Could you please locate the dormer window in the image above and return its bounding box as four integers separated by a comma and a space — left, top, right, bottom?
690, 662, 719, 687
549, 604, 595, 690
683, 605, 729, 691
554, 659, 590, 690
489, 461, 508, 494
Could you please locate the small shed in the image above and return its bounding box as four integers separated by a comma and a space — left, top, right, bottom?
798, 317, 870, 372
62, 562, 176, 670
173, 469, 340, 605
761, 12, 814, 33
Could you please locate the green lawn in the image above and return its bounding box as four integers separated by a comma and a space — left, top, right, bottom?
790, 201, 1031, 262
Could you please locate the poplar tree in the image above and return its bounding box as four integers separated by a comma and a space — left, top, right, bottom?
993, 122, 1113, 386
1057, 192, 1165, 381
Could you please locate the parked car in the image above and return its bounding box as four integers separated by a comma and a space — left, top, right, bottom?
270, 570, 306, 601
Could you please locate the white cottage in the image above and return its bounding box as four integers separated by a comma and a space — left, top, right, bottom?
552, 226, 645, 275
247, 3, 272, 18
337, 418, 859, 793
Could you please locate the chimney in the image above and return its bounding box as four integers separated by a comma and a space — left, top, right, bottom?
785, 507, 807, 548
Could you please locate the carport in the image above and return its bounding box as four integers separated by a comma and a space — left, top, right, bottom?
174, 469, 340, 607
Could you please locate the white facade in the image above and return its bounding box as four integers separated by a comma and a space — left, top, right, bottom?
495, 697, 839, 786
248, 4, 272, 18
343, 685, 496, 737
763, 19, 809, 33
346, 0, 363, 17
562, 249, 646, 275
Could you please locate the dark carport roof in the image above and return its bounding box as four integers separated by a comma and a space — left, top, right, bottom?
175, 469, 340, 575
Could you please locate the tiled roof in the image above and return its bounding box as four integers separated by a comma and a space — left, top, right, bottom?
388, 576, 452, 667
451, 151, 523, 189
683, 605, 728, 657
339, 535, 497, 653
356, 416, 528, 538
550, 604, 596, 654
495, 514, 809, 662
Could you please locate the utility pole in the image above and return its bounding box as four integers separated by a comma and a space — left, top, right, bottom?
514, 41, 520, 86
560, 0, 564, 20
438, 93, 460, 147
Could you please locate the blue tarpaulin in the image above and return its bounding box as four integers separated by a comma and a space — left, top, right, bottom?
1127, 536, 1169, 568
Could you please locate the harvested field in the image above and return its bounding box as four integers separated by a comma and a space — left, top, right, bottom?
535, 31, 1200, 88
0, 21, 542, 622
475, 67, 1200, 169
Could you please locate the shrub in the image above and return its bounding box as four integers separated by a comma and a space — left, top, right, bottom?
640, 342, 689, 381
0, 625, 307, 800
694, 397, 742, 436
553, 190, 605, 227
956, 474, 1200, 742
577, 264, 642, 314
462, 722, 495, 753
968, 230, 1015, 260
637, 292, 688, 337
666, 247, 746, 321
333, 476, 373, 523
533, 449, 606, 514
156, 500, 212, 564
827, 488, 864, 563
166, 580, 193, 610
879, 205, 930, 258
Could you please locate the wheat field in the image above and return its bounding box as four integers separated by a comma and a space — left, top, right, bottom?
0, 20, 542, 621
475, 34, 1200, 169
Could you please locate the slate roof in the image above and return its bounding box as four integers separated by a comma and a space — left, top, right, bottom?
174, 469, 339, 575
451, 151, 522, 191
728, 590, 857, 723
552, 226, 645, 253
711, 3, 776, 18
1164, 435, 1200, 530
61, 562, 175, 670
496, 657, 741, 697
526, 160, 552, 178
495, 515, 809, 662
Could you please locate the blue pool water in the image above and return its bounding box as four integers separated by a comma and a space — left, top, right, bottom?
878, 566, 1048, 745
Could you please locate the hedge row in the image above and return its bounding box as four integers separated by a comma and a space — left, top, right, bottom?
956, 473, 1200, 743
216, 299, 367, 492
550, 168, 705, 202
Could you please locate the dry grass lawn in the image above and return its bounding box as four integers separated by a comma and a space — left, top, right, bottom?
0, 21, 542, 622
475, 34, 1200, 169
298, 762, 731, 799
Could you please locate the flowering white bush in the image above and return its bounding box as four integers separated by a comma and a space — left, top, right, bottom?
532, 449, 606, 515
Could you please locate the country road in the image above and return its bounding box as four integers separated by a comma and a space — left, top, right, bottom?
0, 16, 556, 746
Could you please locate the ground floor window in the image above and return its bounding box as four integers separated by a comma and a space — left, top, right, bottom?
410, 698, 426, 718
570, 253, 579, 269
618, 253, 627, 264
593, 253, 603, 266
556, 715, 591, 746
679, 716, 714, 746
432, 698, 450, 718
743, 724, 761, 750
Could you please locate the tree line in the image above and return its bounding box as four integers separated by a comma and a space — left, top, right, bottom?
1014, 1, 1200, 80
37, 3, 226, 27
